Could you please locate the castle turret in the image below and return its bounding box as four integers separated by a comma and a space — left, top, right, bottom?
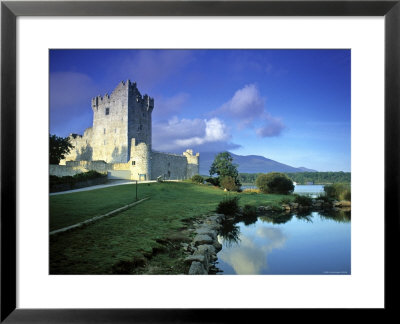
129, 138, 151, 181
183, 149, 200, 178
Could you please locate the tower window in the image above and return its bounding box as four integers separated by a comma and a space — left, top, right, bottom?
132, 161, 136, 166
104, 128, 106, 134
105, 108, 110, 115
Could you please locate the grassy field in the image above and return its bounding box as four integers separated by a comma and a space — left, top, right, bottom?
49, 181, 290, 274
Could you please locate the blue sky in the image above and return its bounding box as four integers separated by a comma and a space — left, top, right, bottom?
49, 49, 351, 172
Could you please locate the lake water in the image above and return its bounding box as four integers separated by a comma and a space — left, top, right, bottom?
216, 185, 351, 275
242, 184, 325, 198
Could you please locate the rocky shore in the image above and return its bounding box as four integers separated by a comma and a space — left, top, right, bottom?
280, 199, 351, 213
182, 213, 225, 275
182, 199, 351, 275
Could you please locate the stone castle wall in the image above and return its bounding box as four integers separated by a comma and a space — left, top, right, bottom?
58, 80, 199, 181
151, 152, 189, 180
89, 81, 129, 163
49, 164, 88, 177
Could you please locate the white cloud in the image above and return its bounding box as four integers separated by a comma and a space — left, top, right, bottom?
176, 118, 230, 147
218, 84, 264, 126
152, 117, 237, 152
214, 84, 285, 137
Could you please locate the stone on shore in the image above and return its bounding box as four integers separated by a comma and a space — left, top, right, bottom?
188, 261, 208, 275
193, 234, 214, 246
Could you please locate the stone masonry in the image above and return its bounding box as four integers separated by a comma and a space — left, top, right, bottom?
58, 80, 199, 180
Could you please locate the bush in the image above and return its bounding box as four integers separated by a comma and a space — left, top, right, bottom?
205, 177, 220, 187
315, 194, 331, 203
256, 172, 294, 195
73, 170, 105, 182
280, 197, 292, 204
216, 196, 240, 215
191, 175, 204, 184
324, 183, 351, 201
220, 176, 240, 191
242, 204, 257, 218
49, 171, 105, 186
293, 194, 313, 207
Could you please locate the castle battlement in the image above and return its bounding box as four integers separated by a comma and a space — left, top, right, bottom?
91, 80, 154, 111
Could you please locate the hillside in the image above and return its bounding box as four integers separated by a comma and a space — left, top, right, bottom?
199, 152, 316, 175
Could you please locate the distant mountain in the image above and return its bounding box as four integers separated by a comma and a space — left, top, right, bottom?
199, 152, 317, 175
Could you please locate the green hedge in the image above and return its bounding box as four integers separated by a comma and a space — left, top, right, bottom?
50, 170, 106, 186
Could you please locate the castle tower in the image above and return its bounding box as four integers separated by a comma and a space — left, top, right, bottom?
89, 80, 154, 164
127, 81, 154, 161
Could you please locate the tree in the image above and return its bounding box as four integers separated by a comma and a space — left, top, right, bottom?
256, 172, 294, 195
209, 152, 238, 178
220, 176, 239, 191
209, 152, 241, 189
49, 134, 74, 164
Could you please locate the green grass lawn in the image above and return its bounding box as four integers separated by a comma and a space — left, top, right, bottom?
49, 181, 291, 274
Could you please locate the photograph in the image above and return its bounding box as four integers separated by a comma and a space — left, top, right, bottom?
49, 49, 351, 275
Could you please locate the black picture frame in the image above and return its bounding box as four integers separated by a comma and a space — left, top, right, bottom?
1, 0, 399, 322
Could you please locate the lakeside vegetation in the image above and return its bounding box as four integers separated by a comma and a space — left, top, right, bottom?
239, 171, 351, 185
50, 181, 289, 274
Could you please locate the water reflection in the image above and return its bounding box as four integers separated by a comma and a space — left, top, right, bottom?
259, 213, 293, 225
218, 219, 241, 247
217, 209, 351, 275
218, 225, 287, 274
258, 209, 351, 225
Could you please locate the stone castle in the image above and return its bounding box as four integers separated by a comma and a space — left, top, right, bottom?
55, 80, 199, 181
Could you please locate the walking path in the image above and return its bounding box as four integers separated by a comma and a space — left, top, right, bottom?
50, 179, 156, 196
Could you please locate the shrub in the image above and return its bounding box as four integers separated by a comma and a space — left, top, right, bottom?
205, 177, 220, 187
280, 197, 292, 204
316, 194, 331, 203
324, 183, 351, 201
72, 170, 105, 182
216, 196, 240, 215
49, 171, 105, 186
256, 172, 294, 195
220, 176, 240, 191
191, 174, 204, 184
242, 188, 260, 194
294, 194, 313, 207
242, 204, 257, 218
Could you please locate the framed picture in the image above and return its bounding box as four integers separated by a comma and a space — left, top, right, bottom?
1, 0, 399, 321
